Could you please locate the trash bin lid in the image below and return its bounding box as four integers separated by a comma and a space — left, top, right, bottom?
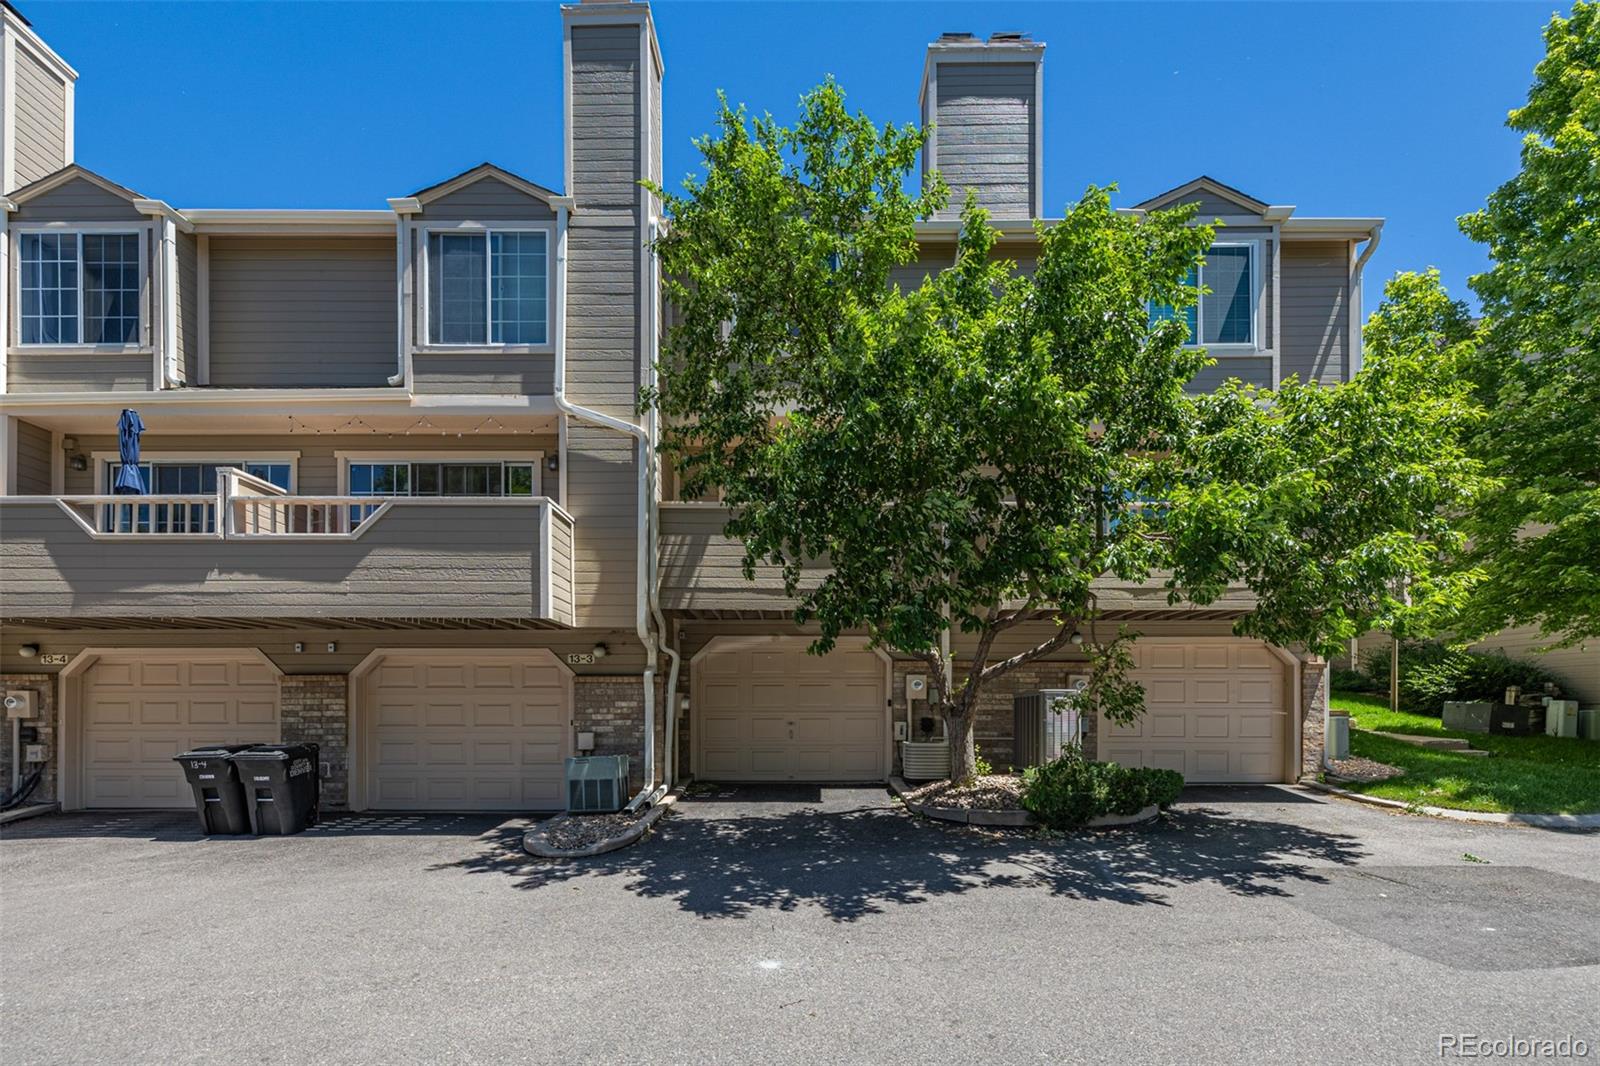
231, 743, 317, 761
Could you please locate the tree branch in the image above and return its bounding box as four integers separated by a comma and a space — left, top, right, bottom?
977, 614, 1085, 685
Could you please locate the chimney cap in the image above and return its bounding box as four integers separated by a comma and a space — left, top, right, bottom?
938, 31, 976, 41
989, 31, 1031, 43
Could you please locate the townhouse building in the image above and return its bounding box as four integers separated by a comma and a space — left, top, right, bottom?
0, 2, 1380, 813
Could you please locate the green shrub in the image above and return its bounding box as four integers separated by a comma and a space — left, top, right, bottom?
1020, 751, 1184, 829
1331, 666, 1378, 694
1360, 641, 1559, 715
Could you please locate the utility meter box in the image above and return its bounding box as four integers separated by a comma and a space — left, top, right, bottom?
905, 674, 928, 701
1545, 700, 1580, 739
4, 690, 37, 719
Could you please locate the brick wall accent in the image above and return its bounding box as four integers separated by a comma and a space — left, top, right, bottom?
0, 673, 57, 804
1300, 656, 1328, 779
574, 675, 647, 782
279, 675, 349, 809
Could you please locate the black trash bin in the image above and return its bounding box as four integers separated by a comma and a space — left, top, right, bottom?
172, 744, 256, 835
230, 743, 320, 835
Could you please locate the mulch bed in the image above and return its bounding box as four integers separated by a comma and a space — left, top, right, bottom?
538, 810, 647, 851
902, 774, 1025, 811
1326, 755, 1405, 783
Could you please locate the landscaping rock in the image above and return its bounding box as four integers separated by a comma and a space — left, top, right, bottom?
523, 797, 675, 859
1326, 756, 1406, 783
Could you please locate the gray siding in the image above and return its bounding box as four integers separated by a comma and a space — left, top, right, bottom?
418, 176, 555, 222
207, 236, 396, 388
411, 353, 555, 395
11, 46, 68, 189
7, 353, 152, 393
1471, 625, 1600, 705
1189, 357, 1274, 393
15, 418, 52, 493
1147, 190, 1257, 219
61, 433, 558, 497
565, 423, 638, 626
0, 499, 562, 621
928, 61, 1037, 221
1280, 240, 1352, 385
548, 509, 576, 627
9, 175, 144, 222
569, 23, 642, 212
175, 230, 198, 383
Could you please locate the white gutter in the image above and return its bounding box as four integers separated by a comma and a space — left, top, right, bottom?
160, 218, 179, 387
553, 203, 662, 808
1348, 222, 1384, 376
645, 216, 682, 792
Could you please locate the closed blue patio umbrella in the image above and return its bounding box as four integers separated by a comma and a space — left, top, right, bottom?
113, 408, 146, 494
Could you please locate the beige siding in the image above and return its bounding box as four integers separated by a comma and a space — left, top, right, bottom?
9, 175, 144, 223
0, 627, 648, 679
929, 61, 1037, 221
659, 503, 820, 611
60, 433, 558, 496
206, 236, 395, 388
174, 230, 198, 383
10, 45, 69, 189
0, 499, 562, 620
418, 176, 555, 223
548, 509, 576, 627
1471, 626, 1600, 705
569, 23, 642, 212
7, 353, 153, 393
566, 423, 638, 627
15, 418, 52, 493
1280, 240, 1351, 385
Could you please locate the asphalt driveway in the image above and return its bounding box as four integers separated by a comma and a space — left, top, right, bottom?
2, 786, 1596, 1065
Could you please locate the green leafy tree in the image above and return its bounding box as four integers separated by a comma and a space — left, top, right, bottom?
1456, 2, 1600, 645
647, 82, 1482, 781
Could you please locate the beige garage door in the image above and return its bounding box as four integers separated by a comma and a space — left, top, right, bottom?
696, 640, 885, 782
364, 653, 569, 811
1098, 641, 1288, 783
81, 652, 280, 808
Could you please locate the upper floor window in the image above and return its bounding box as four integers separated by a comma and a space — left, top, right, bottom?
1149, 244, 1255, 348
427, 230, 549, 346
348, 460, 537, 497
19, 232, 142, 345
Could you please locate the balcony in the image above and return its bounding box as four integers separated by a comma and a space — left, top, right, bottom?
1, 470, 575, 626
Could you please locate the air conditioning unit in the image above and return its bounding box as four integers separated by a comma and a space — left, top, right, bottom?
1013, 688, 1085, 768
4, 690, 37, 719
566, 755, 629, 813
1544, 700, 1580, 739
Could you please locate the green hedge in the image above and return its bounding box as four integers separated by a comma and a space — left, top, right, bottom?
1359, 641, 1559, 716
1020, 751, 1184, 829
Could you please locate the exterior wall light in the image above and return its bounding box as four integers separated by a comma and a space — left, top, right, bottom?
19, 644, 39, 658
592, 643, 608, 660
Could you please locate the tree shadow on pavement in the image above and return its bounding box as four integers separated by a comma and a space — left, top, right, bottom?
433, 799, 1369, 922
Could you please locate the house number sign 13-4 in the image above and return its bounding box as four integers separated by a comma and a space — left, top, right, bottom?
39, 654, 72, 666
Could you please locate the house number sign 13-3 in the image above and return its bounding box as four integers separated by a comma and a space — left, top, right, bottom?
566, 652, 596, 666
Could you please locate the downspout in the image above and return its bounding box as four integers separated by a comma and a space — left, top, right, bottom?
645, 216, 681, 790
385, 198, 418, 387
553, 203, 662, 808
1348, 222, 1383, 377
160, 217, 179, 387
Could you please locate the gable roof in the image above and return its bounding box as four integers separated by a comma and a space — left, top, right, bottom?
1133, 175, 1271, 215
409, 162, 569, 208
6, 163, 146, 205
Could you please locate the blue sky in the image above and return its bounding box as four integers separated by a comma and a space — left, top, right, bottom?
25, 1, 1556, 313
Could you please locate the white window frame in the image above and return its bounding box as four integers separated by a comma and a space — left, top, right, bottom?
1180, 240, 1262, 355
11, 224, 152, 353
415, 220, 555, 355
90, 451, 301, 494
335, 451, 545, 496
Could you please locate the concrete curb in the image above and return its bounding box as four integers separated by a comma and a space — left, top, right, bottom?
523, 792, 678, 859
0, 802, 59, 827
1299, 779, 1600, 830
889, 777, 1160, 830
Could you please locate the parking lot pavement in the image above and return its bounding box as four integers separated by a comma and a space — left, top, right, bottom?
2, 787, 1595, 1065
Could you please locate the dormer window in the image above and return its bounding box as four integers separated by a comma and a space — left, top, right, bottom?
1149, 243, 1257, 349
18, 231, 143, 346
426, 229, 549, 346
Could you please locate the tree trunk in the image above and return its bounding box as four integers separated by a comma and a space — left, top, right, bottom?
945, 709, 977, 782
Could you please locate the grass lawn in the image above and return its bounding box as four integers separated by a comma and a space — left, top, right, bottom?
1328, 691, 1600, 815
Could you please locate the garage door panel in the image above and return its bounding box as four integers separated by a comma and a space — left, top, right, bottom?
189, 700, 229, 725
1100, 642, 1287, 784
695, 641, 885, 782
81, 654, 282, 809
367, 653, 570, 812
